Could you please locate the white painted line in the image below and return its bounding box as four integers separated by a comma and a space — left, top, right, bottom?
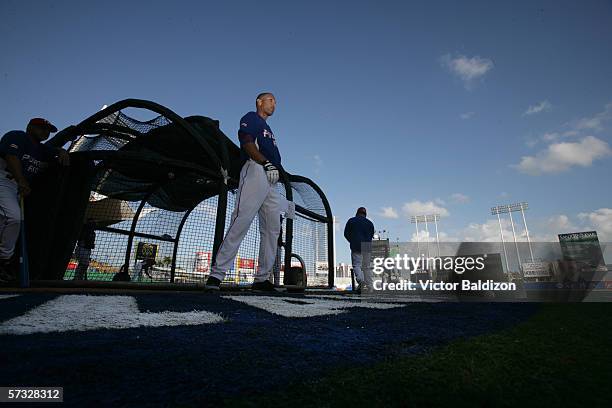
0, 295, 223, 335
225, 295, 404, 318
310, 294, 444, 303
0, 294, 20, 300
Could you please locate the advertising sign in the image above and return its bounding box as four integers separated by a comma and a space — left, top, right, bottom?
522, 261, 551, 278
136, 242, 158, 261
558, 231, 605, 270
195, 251, 212, 273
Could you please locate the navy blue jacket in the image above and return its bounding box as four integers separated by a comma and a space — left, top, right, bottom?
343, 215, 375, 252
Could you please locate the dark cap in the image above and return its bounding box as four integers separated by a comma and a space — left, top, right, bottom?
357, 207, 367, 216
28, 118, 58, 133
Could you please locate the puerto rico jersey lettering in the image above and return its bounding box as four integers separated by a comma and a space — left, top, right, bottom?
0, 130, 56, 182
238, 111, 281, 167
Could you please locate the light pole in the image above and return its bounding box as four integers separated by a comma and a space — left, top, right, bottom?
491, 208, 510, 274
413, 217, 420, 257
410, 214, 441, 258
515, 203, 534, 262
424, 217, 430, 259
491, 202, 532, 275
433, 214, 441, 257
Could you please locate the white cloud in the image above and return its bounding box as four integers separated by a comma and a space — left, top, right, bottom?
542, 132, 559, 142
410, 230, 457, 243
434, 198, 446, 206
457, 216, 569, 242
402, 200, 449, 217
528, 131, 582, 148
461, 219, 511, 242
440, 54, 494, 88
572, 102, 612, 132
450, 193, 470, 204
460, 219, 537, 242
379, 207, 399, 219
578, 208, 612, 240
460, 111, 475, 120
523, 102, 612, 149
546, 214, 576, 232
313, 154, 323, 174
575, 117, 602, 131
523, 100, 552, 116
514, 136, 611, 175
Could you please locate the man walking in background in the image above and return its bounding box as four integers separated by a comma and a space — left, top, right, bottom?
344, 207, 375, 293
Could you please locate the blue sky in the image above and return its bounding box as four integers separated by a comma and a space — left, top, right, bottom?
1, 0, 611, 264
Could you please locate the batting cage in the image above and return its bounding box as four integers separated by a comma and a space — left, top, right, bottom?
27, 99, 334, 289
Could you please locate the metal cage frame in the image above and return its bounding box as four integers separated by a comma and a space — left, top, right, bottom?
47, 99, 335, 287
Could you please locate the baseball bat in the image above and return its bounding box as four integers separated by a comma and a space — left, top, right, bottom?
19, 194, 29, 288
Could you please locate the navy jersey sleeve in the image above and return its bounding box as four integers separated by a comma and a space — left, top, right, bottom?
238, 113, 259, 146
42, 142, 59, 161
0, 131, 26, 158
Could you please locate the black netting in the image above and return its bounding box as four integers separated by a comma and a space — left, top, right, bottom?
134, 204, 186, 238
173, 197, 218, 283
289, 181, 327, 218
65, 230, 128, 281
70, 111, 171, 153
91, 170, 156, 200
101, 110, 171, 136
67, 108, 226, 212
52, 100, 333, 287
291, 214, 329, 287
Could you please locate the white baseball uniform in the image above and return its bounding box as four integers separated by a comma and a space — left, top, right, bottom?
209, 159, 281, 283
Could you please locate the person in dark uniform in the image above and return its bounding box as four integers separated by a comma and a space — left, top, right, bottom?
0, 118, 70, 283
344, 207, 375, 293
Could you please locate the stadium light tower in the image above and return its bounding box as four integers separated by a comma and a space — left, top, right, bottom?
492, 202, 534, 273
515, 203, 534, 262
491, 206, 511, 273
410, 214, 441, 257
412, 216, 420, 256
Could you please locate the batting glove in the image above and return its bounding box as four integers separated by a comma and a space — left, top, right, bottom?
263, 160, 279, 184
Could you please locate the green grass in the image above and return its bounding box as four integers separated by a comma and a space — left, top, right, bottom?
226, 304, 612, 408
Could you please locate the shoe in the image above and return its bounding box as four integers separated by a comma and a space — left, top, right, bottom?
356, 282, 371, 294
251, 280, 278, 293
204, 276, 221, 291
355, 281, 364, 293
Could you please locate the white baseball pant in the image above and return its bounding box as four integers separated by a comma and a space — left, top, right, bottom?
0, 176, 21, 261
351, 250, 373, 288
209, 160, 281, 283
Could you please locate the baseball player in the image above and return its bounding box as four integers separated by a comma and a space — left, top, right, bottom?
205, 93, 282, 292
0, 118, 70, 283
344, 207, 375, 293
